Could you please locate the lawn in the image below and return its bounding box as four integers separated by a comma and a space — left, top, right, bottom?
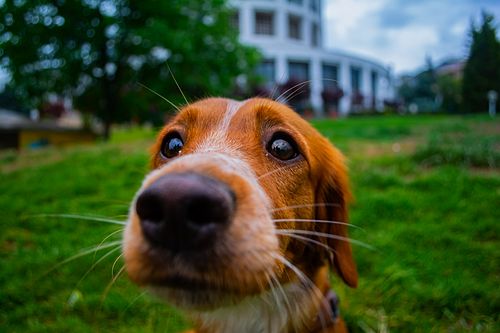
1, 114, 499, 332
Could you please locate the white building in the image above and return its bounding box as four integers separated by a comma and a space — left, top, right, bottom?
229, 0, 395, 116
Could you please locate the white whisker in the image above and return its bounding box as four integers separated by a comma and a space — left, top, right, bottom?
276, 78, 340, 105
271, 253, 328, 331
282, 86, 309, 105
277, 229, 374, 250
273, 218, 362, 230
111, 253, 124, 277
257, 164, 296, 180
43, 241, 123, 276
276, 80, 312, 104
76, 246, 122, 286
93, 228, 125, 261
265, 273, 286, 330
101, 265, 126, 303
167, 62, 189, 106
269, 271, 297, 331
272, 203, 340, 212
275, 230, 337, 255
270, 72, 288, 100
35, 213, 126, 225
122, 291, 148, 314
138, 82, 180, 112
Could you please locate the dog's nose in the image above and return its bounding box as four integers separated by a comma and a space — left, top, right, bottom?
135, 173, 235, 252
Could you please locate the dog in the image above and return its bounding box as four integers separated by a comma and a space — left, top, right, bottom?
123, 97, 358, 333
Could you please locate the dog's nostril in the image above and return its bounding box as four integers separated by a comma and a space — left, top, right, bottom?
135, 173, 235, 252
135, 192, 164, 223
185, 194, 233, 227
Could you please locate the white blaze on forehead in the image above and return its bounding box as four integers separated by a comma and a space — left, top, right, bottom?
195, 99, 246, 153
221, 99, 245, 134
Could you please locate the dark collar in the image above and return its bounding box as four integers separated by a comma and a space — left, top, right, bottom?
325, 290, 340, 321
310, 289, 341, 332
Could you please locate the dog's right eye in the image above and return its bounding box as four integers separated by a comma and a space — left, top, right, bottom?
160, 133, 184, 159
267, 133, 299, 161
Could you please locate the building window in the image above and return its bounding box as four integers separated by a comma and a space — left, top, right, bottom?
371, 71, 378, 96
310, 0, 319, 12
288, 61, 309, 82
256, 59, 276, 83
255, 11, 275, 36
322, 64, 339, 88
370, 71, 378, 108
311, 23, 319, 47
230, 10, 239, 32
289, 0, 303, 5
350, 66, 362, 92
322, 64, 342, 112
288, 15, 302, 40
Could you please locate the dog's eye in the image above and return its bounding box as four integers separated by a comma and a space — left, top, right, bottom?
267, 134, 299, 161
160, 133, 184, 159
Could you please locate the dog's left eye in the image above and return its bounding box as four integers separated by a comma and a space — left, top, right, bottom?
160, 133, 184, 159
267, 134, 299, 161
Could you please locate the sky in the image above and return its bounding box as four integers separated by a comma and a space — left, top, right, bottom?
324, 0, 500, 74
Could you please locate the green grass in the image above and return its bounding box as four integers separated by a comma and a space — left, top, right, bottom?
413, 125, 499, 168
1, 115, 499, 332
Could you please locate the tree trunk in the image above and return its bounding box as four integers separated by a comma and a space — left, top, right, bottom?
101, 76, 118, 141
99, 40, 118, 141
103, 118, 112, 141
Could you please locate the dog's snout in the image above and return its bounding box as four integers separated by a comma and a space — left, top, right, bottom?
135, 173, 235, 252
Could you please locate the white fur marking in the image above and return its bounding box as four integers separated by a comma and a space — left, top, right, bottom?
196, 282, 317, 333
194, 99, 246, 154
221, 99, 245, 134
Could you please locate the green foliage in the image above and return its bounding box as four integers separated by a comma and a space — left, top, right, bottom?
1, 115, 499, 331
0, 86, 28, 113
414, 58, 438, 102
462, 12, 500, 113
437, 73, 462, 113
0, 0, 260, 137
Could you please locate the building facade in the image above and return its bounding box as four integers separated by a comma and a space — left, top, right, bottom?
229, 0, 395, 116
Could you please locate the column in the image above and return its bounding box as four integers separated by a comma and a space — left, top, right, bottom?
310, 56, 323, 116
276, 54, 288, 84
239, 2, 252, 42
362, 66, 371, 109
276, 3, 287, 42
339, 61, 351, 116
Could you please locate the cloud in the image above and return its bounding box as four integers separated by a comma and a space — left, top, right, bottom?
324, 0, 500, 74
325, 0, 387, 41
377, 6, 414, 29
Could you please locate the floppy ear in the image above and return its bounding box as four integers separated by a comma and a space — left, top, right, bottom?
314, 139, 358, 288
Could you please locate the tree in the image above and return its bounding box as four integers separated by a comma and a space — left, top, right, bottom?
0, 87, 27, 113
413, 57, 438, 104
398, 57, 440, 112
462, 12, 500, 113
436, 73, 461, 113
0, 0, 260, 138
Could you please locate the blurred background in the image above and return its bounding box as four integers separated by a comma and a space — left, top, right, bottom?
0, 0, 499, 332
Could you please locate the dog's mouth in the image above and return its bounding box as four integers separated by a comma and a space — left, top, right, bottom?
154, 274, 225, 291
147, 272, 270, 310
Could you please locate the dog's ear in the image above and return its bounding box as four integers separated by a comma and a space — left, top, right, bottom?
314, 138, 358, 288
